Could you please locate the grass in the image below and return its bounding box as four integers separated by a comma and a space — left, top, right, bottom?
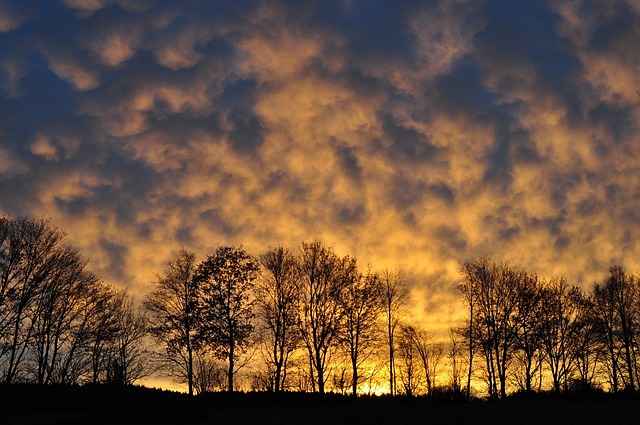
1, 384, 640, 425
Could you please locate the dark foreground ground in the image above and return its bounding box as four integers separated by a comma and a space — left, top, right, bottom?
1, 384, 639, 425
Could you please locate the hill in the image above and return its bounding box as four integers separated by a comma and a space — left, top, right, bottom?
1, 384, 640, 425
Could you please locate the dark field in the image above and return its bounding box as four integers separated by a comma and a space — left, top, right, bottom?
1, 385, 639, 425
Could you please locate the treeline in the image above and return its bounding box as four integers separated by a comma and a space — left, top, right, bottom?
144, 244, 410, 396
0, 216, 147, 386
4, 216, 640, 399
458, 258, 640, 398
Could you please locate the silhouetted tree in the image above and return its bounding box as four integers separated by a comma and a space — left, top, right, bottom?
460, 259, 521, 399
0, 217, 67, 383
255, 246, 300, 392
592, 266, 639, 392
397, 323, 420, 396
458, 260, 481, 399
337, 267, 382, 395
512, 272, 544, 393
87, 285, 124, 384
297, 241, 343, 394
144, 250, 200, 395
104, 292, 150, 385
195, 246, 259, 392
399, 323, 443, 395
381, 269, 408, 396
30, 257, 104, 385
607, 266, 637, 392
192, 352, 226, 393
572, 291, 599, 389
448, 328, 464, 393
540, 276, 584, 392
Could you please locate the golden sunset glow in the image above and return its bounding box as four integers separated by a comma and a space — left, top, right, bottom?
1, 0, 640, 394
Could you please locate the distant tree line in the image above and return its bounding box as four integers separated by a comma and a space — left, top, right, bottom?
5, 215, 640, 398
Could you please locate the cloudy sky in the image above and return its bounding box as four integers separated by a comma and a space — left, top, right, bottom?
1, 0, 639, 332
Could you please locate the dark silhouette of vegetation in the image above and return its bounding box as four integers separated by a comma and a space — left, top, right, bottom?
381, 269, 408, 396
457, 259, 640, 399
144, 249, 201, 395
338, 268, 383, 396
297, 241, 345, 394
3, 383, 640, 425
255, 246, 300, 392
194, 246, 260, 392
0, 216, 150, 386
7, 214, 640, 402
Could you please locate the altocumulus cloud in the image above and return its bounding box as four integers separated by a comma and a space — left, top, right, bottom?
0, 0, 639, 331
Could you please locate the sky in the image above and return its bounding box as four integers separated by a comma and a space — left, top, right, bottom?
0, 0, 639, 335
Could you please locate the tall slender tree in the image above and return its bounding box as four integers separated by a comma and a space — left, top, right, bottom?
458, 260, 482, 399
381, 269, 408, 396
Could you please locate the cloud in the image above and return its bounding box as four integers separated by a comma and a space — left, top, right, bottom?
0, 1, 23, 33
1, 0, 640, 338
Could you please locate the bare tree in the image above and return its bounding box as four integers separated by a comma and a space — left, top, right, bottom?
607, 266, 637, 392
572, 292, 600, 390
192, 352, 227, 393
402, 323, 441, 395
144, 250, 200, 395
592, 266, 639, 392
30, 251, 103, 385
104, 292, 150, 385
459, 259, 521, 399
297, 241, 343, 394
448, 328, 464, 393
255, 246, 300, 392
86, 285, 123, 384
540, 276, 585, 392
381, 269, 408, 396
397, 323, 421, 396
195, 246, 259, 392
0, 217, 67, 383
458, 260, 481, 399
512, 272, 544, 393
338, 267, 382, 395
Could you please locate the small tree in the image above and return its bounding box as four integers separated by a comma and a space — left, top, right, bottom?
104, 292, 150, 386
195, 246, 259, 392
397, 324, 420, 396
144, 250, 200, 395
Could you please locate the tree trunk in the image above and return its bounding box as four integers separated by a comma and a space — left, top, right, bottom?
187, 345, 193, 396
228, 342, 234, 392
352, 355, 358, 396
466, 302, 473, 399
